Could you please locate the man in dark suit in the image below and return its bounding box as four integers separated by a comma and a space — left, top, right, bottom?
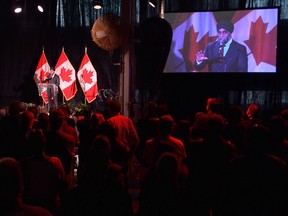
194, 20, 248, 72
45, 67, 60, 111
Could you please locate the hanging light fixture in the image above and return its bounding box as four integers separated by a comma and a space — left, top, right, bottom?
93, 0, 103, 10
13, 0, 24, 14
149, 0, 157, 8
36, 0, 45, 13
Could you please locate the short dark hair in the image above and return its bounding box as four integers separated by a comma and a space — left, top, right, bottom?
107, 99, 121, 114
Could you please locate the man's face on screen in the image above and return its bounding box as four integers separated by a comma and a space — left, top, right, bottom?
217, 28, 232, 45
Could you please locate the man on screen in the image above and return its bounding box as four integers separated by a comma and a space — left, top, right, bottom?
194, 20, 248, 72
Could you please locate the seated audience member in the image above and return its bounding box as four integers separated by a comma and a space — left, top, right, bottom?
105, 99, 139, 162
97, 121, 130, 175
280, 108, 288, 139
173, 119, 192, 150
224, 104, 247, 155
243, 103, 263, 128
63, 135, 132, 216
20, 129, 68, 216
59, 105, 79, 146
0, 157, 52, 216
185, 113, 238, 216
142, 114, 186, 168
46, 108, 76, 190
76, 108, 92, 162
218, 124, 288, 216
17, 110, 36, 159
267, 115, 288, 164
77, 112, 105, 174
0, 102, 21, 157
37, 112, 50, 136
206, 97, 225, 116
137, 152, 190, 216
136, 101, 159, 164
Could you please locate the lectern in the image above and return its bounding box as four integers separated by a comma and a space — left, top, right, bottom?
37, 83, 59, 111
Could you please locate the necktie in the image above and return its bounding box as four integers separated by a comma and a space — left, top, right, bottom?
219, 44, 225, 63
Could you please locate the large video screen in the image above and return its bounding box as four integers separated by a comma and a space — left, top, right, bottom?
163, 7, 279, 73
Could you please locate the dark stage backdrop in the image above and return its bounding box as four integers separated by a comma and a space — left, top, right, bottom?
0, 1, 120, 110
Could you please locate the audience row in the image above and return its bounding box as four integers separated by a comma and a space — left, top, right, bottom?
1, 98, 288, 216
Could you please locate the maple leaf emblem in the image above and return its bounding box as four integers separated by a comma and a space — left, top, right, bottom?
244, 16, 277, 66
179, 25, 217, 71
82, 68, 94, 84
40, 69, 50, 82
59, 67, 73, 82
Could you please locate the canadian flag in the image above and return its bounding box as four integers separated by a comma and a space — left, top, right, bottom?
34, 50, 50, 104
164, 11, 217, 72
55, 48, 77, 101
164, 8, 277, 73
232, 8, 278, 72
77, 50, 98, 103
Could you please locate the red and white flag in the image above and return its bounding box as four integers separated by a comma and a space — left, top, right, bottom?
231, 8, 278, 72
34, 50, 50, 104
164, 8, 278, 73
77, 50, 98, 103
164, 11, 217, 72
55, 48, 77, 101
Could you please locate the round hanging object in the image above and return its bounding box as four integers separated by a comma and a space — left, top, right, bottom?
91, 14, 122, 51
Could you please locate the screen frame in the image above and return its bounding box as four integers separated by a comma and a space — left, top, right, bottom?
163, 7, 280, 74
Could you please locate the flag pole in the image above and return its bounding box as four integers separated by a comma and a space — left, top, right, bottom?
61, 46, 64, 106
84, 46, 87, 105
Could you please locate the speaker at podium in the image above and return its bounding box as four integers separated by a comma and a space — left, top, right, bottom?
37, 83, 59, 111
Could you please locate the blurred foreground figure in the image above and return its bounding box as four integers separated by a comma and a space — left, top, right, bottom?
0, 157, 52, 216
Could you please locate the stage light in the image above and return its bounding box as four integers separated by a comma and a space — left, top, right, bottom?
93, 0, 103, 10
36, 0, 45, 13
13, 0, 24, 14
149, 0, 157, 8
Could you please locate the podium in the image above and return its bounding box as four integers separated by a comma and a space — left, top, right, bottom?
37, 83, 58, 96
37, 83, 59, 110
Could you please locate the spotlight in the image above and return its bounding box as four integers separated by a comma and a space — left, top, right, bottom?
36, 0, 45, 13
149, 0, 157, 8
37, 5, 44, 13
93, 0, 103, 10
13, 0, 24, 14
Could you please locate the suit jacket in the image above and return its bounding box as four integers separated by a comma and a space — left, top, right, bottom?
46, 73, 60, 97
48, 73, 60, 86
194, 40, 248, 72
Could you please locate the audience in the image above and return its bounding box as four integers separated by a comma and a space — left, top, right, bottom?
62, 134, 132, 216
137, 152, 190, 216
185, 113, 238, 216
224, 104, 247, 155
19, 129, 68, 216
141, 114, 186, 169
218, 124, 288, 216
206, 97, 225, 116
243, 103, 263, 128
0, 102, 23, 158
45, 108, 76, 190
105, 99, 139, 160
3, 99, 288, 216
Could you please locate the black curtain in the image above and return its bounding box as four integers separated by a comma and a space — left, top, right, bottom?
0, 0, 121, 108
